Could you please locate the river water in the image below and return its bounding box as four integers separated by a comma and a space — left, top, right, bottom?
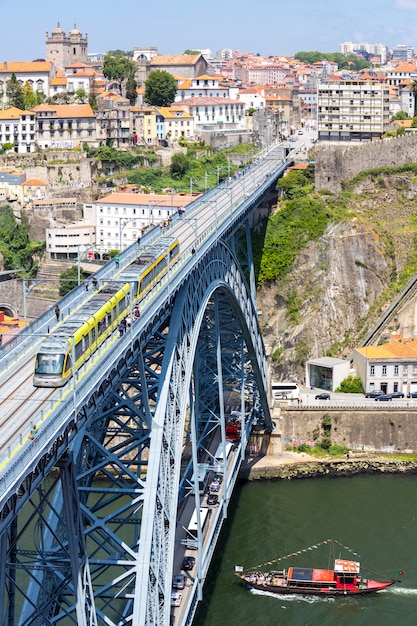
195, 475, 417, 626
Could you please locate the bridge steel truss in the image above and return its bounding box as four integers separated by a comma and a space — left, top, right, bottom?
0, 230, 272, 624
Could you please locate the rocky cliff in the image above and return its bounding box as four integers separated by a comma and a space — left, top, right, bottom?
258, 170, 417, 382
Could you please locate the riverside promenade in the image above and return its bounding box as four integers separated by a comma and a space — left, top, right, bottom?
240, 400, 417, 480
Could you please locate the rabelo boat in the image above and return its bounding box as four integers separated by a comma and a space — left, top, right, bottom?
235, 540, 397, 596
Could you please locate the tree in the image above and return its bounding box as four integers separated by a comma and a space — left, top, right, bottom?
6, 73, 24, 109
392, 111, 409, 120
59, 265, 79, 296
144, 70, 177, 107
74, 88, 88, 103
103, 52, 136, 92
125, 72, 137, 105
170, 153, 190, 177
410, 80, 417, 118
21, 81, 37, 110
183, 49, 200, 55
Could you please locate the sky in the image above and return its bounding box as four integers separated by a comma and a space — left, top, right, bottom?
4, 0, 417, 60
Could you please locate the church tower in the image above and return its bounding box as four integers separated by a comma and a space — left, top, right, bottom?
46, 23, 88, 69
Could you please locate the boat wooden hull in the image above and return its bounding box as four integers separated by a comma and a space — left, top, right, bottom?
237, 574, 395, 596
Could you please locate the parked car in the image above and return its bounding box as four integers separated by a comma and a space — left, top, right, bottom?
213, 472, 223, 484
375, 394, 392, 401
315, 392, 330, 400
407, 391, 417, 398
171, 592, 183, 607
172, 574, 185, 590
210, 481, 220, 492
181, 556, 195, 571
391, 391, 404, 398
365, 390, 384, 398
207, 493, 218, 505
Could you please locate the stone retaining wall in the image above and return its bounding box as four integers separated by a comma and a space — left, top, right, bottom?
315, 135, 417, 194
243, 457, 417, 481
279, 407, 417, 453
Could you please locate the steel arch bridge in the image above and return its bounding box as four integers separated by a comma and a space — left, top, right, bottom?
0, 143, 290, 626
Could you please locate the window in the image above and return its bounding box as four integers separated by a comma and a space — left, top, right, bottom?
382, 365, 387, 376
394, 365, 399, 375
370, 365, 375, 376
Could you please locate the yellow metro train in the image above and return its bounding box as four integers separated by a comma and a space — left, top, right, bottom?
33, 238, 179, 387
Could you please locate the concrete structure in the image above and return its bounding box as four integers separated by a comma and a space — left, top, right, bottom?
96, 92, 131, 148
33, 103, 97, 149
85, 192, 196, 250
0, 107, 36, 153
305, 357, 350, 392
353, 340, 417, 395
339, 41, 388, 64
175, 75, 230, 101
386, 63, 417, 87
317, 80, 390, 142
0, 61, 53, 107
174, 96, 245, 132
156, 106, 194, 143
20, 178, 48, 205
46, 223, 96, 260
0, 168, 26, 201
45, 23, 88, 70
149, 54, 208, 80
315, 134, 417, 194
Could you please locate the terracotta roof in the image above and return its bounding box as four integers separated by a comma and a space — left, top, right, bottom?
22, 179, 47, 186
96, 192, 199, 208
175, 96, 240, 106
389, 64, 417, 73
0, 61, 52, 73
156, 107, 193, 119
0, 107, 34, 119
150, 54, 202, 66
356, 340, 417, 358
33, 104, 95, 118
65, 62, 90, 69
51, 77, 67, 85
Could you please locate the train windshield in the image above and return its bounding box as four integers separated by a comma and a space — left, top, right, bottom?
35, 353, 65, 375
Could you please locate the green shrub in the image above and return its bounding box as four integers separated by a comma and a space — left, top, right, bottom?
335, 376, 364, 393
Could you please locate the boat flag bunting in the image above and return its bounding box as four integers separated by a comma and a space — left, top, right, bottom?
244, 539, 362, 572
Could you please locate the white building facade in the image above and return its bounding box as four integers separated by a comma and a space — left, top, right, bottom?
317, 80, 390, 141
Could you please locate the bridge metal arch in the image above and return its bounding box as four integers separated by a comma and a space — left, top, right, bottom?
135, 240, 271, 625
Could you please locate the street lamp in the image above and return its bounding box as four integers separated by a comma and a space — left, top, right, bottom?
119, 216, 139, 252
77, 243, 101, 286
182, 217, 198, 251
22, 278, 64, 327
201, 199, 218, 231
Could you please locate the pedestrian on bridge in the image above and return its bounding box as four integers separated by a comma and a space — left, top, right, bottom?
28, 424, 38, 440
115, 255, 120, 269
54, 305, 60, 321
92, 276, 98, 290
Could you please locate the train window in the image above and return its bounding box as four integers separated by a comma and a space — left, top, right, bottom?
35, 353, 65, 375
74, 339, 84, 361
91, 326, 96, 344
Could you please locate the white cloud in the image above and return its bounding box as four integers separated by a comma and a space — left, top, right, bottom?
394, 0, 417, 10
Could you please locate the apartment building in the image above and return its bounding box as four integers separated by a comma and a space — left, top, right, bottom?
156, 107, 194, 143
33, 103, 97, 149
174, 96, 245, 132
353, 341, 417, 396
0, 107, 36, 153
96, 92, 131, 148
87, 192, 193, 250
0, 61, 54, 107
317, 80, 390, 141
